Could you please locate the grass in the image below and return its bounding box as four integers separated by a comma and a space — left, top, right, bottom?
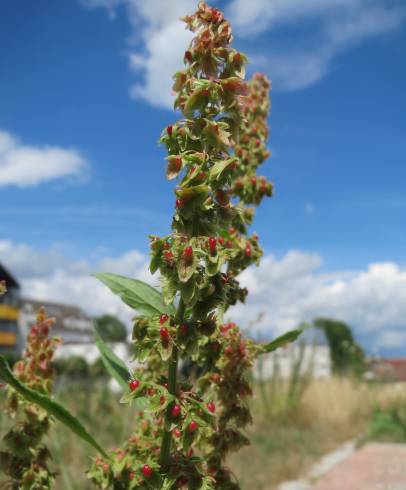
1, 376, 405, 489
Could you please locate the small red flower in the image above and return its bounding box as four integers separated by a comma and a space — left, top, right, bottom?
167, 125, 173, 136
164, 250, 174, 262
183, 246, 193, 263
129, 379, 140, 391
245, 245, 251, 258
179, 323, 188, 336
224, 345, 233, 355
208, 236, 217, 254
206, 401, 216, 413
141, 464, 153, 478
188, 420, 198, 432
173, 427, 181, 438
160, 327, 169, 341
160, 314, 169, 324
171, 404, 181, 418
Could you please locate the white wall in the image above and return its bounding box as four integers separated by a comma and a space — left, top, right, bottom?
254, 344, 331, 379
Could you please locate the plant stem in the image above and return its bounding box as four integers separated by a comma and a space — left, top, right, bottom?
159, 299, 186, 469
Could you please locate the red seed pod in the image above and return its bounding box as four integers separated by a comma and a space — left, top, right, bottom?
233, 52, 241, 64
183, 246, 193, 263
251, 177, 257, 186
245, 245, 252, 258
160, 327, 169, 341
179, 323, 188, 336
188, 420, 198, 432
224, 345, 233, 356
167, 125, 173, 136
173, 427, 181, 438
171, 404, 181, 418
208, 236, 217, 254
184, 50, 193, 62
164, 250, 174, 261
255, 139, 261, 147
176, 199, 183, 208
217, 236, 225, 245
160, 395, 166, 405
129, 379, 140, 391
176, 476, 188, 488
160, 314, 169, 324
141, 464, 153, 478
206, 401, 216, 413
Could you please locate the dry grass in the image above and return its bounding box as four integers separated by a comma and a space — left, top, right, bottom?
1, 377, 405, 489
228, 377, 406, 489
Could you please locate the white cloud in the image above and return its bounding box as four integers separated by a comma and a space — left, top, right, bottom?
0, 130, 87, 188
82, 0, 406, 103
227, 0, 406, 91
2, 240, 406, 352
230, 251, 406, 353
82, 0, 195, 108
0, 240, 152, 323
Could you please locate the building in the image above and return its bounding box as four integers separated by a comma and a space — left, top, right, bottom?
254, 326, 331, 379
368, 359, 406, 382
0, 264, 20, 353
0, 262, 129, 364
19, 299, 129, 363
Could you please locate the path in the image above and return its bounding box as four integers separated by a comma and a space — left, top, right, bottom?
279, 442, 406, 490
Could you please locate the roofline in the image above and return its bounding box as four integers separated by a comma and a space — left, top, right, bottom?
0, 263, 20, 289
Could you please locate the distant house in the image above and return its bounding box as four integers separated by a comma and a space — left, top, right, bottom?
0, 262, 129, 364
0, 264, 20, 352
254, 326, 331, 379
19, 299, 129, 363
369, 359, 406, 382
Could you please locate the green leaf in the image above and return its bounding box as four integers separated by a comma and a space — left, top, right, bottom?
209, 158, 237, 181
94, 273, 174, 316
260, 329, 303, 354
93, 321, 131, 391
0, 356, 108, 458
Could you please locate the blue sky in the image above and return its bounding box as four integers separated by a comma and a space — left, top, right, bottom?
1, 0, 406, 356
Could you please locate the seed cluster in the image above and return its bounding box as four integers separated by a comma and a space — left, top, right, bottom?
1, 307, 60, 488
89, 2, 273, 489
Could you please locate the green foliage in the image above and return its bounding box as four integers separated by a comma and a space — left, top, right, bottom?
368, 403, 406, 443
94, 273, 174, 317
0, 356, 108, 458
314, 317, 365, 376
0, 4, 302, 489
96, 314, 128, 342
260, 329, 303, 354
93, 321, 131, 391
53, 356, 90, 378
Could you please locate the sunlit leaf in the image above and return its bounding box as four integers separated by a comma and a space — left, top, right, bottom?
0, 356, 108, 458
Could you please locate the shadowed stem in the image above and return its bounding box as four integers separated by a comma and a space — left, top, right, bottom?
159, 299, 186, 469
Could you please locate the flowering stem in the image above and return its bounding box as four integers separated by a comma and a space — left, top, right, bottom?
159, 299, 186, 469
